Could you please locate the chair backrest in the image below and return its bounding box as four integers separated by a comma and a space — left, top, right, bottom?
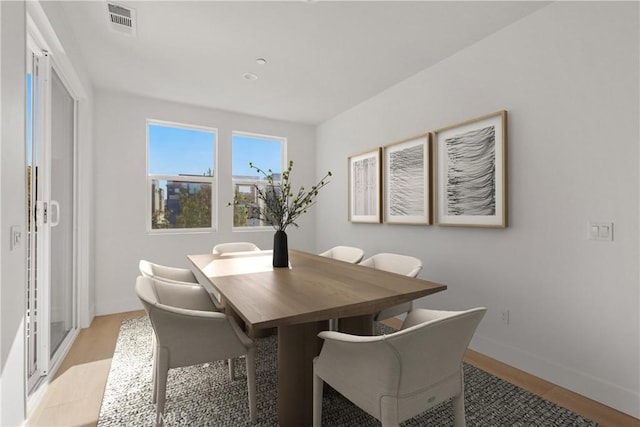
212, 242, 261, 254
139, 259, 197, 284
392, 308, 486, 396
319, 246, 364, 264
359, 253, 423, 277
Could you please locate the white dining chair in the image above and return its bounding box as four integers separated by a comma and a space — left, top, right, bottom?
319, 246, 365, 264
212, 241, 261, 254
319, 246, 365, 330
136, 276, 257, 424
139, 259, 198, 284
313, 307, 487, 427
358, 253, 423, 321
138, 259, 231, 397
139, 259, 223, 310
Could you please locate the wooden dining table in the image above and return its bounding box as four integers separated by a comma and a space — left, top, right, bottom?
188, 249, 447, 427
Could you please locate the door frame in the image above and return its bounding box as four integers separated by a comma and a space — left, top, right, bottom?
25, 30, 81, 392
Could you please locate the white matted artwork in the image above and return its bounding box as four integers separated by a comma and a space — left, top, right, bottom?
434, 110, 507, 227
348, 148, 382, 223
383, 133, 432, 225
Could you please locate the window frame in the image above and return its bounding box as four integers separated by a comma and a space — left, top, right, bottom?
231, 130, 287, 232
146, 119, 218, 234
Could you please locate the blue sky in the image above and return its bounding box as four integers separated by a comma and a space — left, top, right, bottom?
232, 134, 282, 176
148, 124, 282, 177
148, 124, 215, 176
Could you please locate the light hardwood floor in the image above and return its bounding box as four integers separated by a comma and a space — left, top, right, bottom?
27, 312, 639, 427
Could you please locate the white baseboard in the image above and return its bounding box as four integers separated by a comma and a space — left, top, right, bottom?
470, 333, 640, 419
95, 298, 143, 316
79, 302, 95, 329
88, 303, 96, 326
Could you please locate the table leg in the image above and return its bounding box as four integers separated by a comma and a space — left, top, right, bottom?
338, 313, 374, 336
224, 304, 246, 330
222, 300, 275, 338
277, 320, 329, 427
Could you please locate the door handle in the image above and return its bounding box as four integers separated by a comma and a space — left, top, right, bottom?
50, 200, 60, 227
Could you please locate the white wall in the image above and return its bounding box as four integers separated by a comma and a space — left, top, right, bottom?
315, 1, 639, 418
93, 91, 317, 315
0, 1, 27, 425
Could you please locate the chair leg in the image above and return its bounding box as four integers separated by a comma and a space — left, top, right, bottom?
156, 348, 169, 426
246, 347, 257, 423
228, 358, 235, 381
313, 369, 324, 427
452, 394, 466, 427
152, 340, 158, 404
380, 396, 400, 427
453, 371, 466, 427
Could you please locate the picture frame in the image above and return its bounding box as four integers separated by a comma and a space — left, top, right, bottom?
383, 133, 432, 225
348, 148, 382, 223
434, 110, 507, 227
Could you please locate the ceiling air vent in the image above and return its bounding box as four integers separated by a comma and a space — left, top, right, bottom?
106, 3, 137, 37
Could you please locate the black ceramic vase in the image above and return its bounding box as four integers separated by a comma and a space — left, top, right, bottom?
272, 230, 289, 268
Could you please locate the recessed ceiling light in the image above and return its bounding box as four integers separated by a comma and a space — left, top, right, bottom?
243, 73, 258, 81
256, 58, 267, 65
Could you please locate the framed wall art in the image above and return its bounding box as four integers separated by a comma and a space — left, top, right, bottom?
383, 133, 432, 225
348, 148, 382, 223
434, 110, 507, 227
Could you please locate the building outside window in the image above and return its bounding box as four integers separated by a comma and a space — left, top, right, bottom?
147, 120, 216, 231
232, 131, 285, 229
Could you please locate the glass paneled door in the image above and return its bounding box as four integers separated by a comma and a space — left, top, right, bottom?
26, 40, 78, 391
49, 66, 76, 358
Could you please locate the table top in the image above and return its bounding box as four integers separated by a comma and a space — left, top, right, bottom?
188, 249, 447, 330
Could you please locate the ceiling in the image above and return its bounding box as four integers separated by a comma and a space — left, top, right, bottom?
58, 1, 548, 125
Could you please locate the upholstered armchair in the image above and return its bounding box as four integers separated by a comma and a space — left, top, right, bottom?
319, 246, 365, 264
358, 253, 423, 321
139, 259, 199, 284
212, 241, 260, 254
319, 246, 365, 330
313, 307, 486, 427
136, 276, 257, 424
139, 259, 223, 311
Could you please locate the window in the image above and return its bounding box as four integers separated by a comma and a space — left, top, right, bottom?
232, 132, 285, 228
147, 120, 216, 231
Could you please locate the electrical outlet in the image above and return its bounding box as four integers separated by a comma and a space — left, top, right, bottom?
501, 310, 510, 325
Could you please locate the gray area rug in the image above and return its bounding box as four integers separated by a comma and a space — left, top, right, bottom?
98, 317, 597, 426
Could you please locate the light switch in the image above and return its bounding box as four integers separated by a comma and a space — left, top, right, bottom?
589, 221, 613, 241
10, 226, 22, 250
